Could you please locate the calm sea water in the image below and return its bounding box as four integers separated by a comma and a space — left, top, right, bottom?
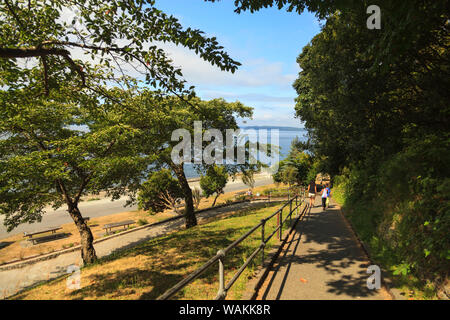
184, 128, 307, 178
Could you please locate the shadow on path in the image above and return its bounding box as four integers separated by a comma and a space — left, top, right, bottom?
257, 199, 385, 300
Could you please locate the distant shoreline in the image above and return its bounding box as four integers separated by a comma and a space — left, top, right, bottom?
240, 126, 305, 132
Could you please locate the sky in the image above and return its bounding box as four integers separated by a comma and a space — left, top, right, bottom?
154, 0, 322, 128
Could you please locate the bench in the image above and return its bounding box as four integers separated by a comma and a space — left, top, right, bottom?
234, 191, 247, 199
23, 226, 63, 245
102, 220, 135, 235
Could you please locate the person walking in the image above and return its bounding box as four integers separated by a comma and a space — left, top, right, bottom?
307, 179, 317, 208
321, 183, 330, 210
326, 184, 332, 208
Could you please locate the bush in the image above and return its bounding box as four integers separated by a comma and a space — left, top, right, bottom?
137, 218, 149, 226
138, 169, 184, 213
333, 135, 450, 296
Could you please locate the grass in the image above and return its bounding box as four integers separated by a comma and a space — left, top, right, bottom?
11, 201, 300, 300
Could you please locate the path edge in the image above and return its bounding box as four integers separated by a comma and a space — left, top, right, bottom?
332, 199, 402, 300
241, 203, 308, 300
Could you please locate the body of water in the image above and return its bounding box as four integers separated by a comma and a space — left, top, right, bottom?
184, 127, 307, 179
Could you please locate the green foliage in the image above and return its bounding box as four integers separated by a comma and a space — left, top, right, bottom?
1, 0, 241, 98
333, 135, 450, 292
137, 218, 149, 226
284, 0, 449, 295
0, 83, 149, 232
192, 188, 202, 210
273, 138, 312, 186
200, 165, 228, 206
138, 169, 184, 213
241, 168, 256, 189
293, 6, 449, 175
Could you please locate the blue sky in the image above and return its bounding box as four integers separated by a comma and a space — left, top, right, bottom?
154, 0, 322, 127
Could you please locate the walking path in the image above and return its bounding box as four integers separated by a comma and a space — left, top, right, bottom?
253, 197, 391, 300
0, 201, 269, 299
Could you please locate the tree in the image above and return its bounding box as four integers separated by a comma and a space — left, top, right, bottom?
138, 169, 184, 214
1, 0, 240, 98
287, 1, 449, 285
200, 165, 228, 207
120, 91, 254, 229
0, 0, 249, 265
0, 82, 149, 264
293, 8, 449, 173
241, 167, 256, 190
273, 139, 312, 186
192, 188, 202, 210
280, 166, 298, 188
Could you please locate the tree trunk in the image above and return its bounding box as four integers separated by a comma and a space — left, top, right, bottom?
172, 164, 197, 228
68, 204, 97, 264
212, 193, 220, 207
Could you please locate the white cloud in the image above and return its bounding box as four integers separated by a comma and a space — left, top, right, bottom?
200, 90, 295, 105
160, 43, 296, 89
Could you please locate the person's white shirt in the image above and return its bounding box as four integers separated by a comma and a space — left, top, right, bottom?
322, 188, 328, 198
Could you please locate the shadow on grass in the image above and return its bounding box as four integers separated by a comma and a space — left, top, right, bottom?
0, 241, 14, 249
76, 202, 284, 299
68, 268, 185, 300
31, 232, 72, 245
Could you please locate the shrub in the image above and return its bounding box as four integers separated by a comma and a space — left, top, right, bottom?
137, 219, 149, 226
333, 135, 450, 295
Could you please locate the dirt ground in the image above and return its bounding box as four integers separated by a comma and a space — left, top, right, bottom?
0, 184, 280, 265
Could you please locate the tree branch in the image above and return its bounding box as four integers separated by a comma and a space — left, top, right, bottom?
0, 47, 70, 58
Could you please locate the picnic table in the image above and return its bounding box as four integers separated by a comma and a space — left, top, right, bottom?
102, 220, 135, 235
23, 226, 63, 245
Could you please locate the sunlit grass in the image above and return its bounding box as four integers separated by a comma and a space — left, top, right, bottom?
12, 201, 301, 300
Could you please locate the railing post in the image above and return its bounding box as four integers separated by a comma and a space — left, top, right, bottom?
261, 219, 265, 267
216, 250, 226, 300
279, 207, 283, 241
289, 197, 292, 216
296, 195, 299, 217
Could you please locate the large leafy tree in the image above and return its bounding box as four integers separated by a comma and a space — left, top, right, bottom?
273, 138, 312, 186
0, 80, 149, 264
293, 7, 449, 174
289, 1, 449, 284
119, 92, 254, 229
138, 169, 184, 214
200, 165, 228, 207
1, 0, 240, 98
0, 0, 245, 265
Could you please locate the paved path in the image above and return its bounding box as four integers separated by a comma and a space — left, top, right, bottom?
254, 197, 391, 300
0, 201, 270, 299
